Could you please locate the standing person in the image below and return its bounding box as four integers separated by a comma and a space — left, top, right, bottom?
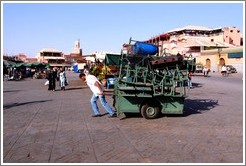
52, 68, 57, 91
203, 66, 209, 77
46, 68, 52, 91
188, 71, 192, 88
59, 69, 66, 91
56, 68, 60, 82
48, 67, 57, 91
221, 65, 227, 77
13, 68, 17, 80
79, 72, 117, 118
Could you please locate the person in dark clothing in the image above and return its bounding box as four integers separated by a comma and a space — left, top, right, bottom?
48, 68, 57, 91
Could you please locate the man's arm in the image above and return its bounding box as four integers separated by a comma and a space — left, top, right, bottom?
94, 81, 104, 95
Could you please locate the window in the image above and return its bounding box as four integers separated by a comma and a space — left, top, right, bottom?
229, 37, 234, 44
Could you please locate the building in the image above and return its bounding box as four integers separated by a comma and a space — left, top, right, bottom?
3, 40, 87, 70
200, 46, 243, 73
15, 53, 38, 63
35, 48, 71, 69
145, 25, 243, 73
64, 39, 84, 67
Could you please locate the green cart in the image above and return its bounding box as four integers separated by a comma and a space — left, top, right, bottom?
113, 40, 195, 119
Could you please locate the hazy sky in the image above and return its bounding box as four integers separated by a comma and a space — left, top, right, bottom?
2, 1, 244, 57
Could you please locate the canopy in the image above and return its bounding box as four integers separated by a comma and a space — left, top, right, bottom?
104, 54, 121, 66
24, 62, 50, 68
3, 60, 17, 68
15, 63, 25, 68
3, 60, 50, 69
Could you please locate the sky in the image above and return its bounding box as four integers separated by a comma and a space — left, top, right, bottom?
1, 1, 244, 57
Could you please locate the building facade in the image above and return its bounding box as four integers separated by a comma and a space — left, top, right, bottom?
200, 46, 243, 73
145, 25, 243, 73
34, 40, 83, 68
36, 48, 66, 68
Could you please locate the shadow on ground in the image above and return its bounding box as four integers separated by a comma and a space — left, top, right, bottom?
3, 100, 52, 109
183, 98, 219, 116
3, 90, 22, 93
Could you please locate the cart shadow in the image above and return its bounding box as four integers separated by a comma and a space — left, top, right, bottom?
161, 98, 219, 118
182, 98, 219, 116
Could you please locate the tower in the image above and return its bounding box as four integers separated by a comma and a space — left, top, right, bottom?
75, 39, 80, 49
72, 39, 82, 55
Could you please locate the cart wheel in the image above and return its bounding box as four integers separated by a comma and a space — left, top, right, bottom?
141, 104, 160, 119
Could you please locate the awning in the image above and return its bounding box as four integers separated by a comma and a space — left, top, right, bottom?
3, 60, 50, 69
104, 54, 121, 66
3, 60, 16, 67
24, 62, 50, 69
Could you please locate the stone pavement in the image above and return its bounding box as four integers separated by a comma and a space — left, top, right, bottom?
2, 71, 244, 164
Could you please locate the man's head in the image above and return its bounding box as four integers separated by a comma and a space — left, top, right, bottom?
79, 73, 86, 81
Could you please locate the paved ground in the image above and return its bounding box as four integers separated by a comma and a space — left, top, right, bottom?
2, 71, 244, 164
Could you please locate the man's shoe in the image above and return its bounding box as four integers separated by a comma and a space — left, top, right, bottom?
92, 114, 101, 117
108, 113, 117, 118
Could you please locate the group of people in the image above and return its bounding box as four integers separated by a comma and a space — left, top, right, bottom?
46, 67, 67, 91
6, 67, 23, 81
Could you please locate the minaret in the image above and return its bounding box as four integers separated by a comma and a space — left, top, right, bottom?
75, 39, 80, 49
72, 39, 82, 55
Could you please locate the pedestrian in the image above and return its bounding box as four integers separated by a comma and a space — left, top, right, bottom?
59, 69, 66, 91
79, 71, 117, 118
56, 68, 60, 82
203, 66, 209, 77
188, 71, 192, 88
221, 65, 227, 77
13, 68, 18, 80
48, 67, 57, 91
